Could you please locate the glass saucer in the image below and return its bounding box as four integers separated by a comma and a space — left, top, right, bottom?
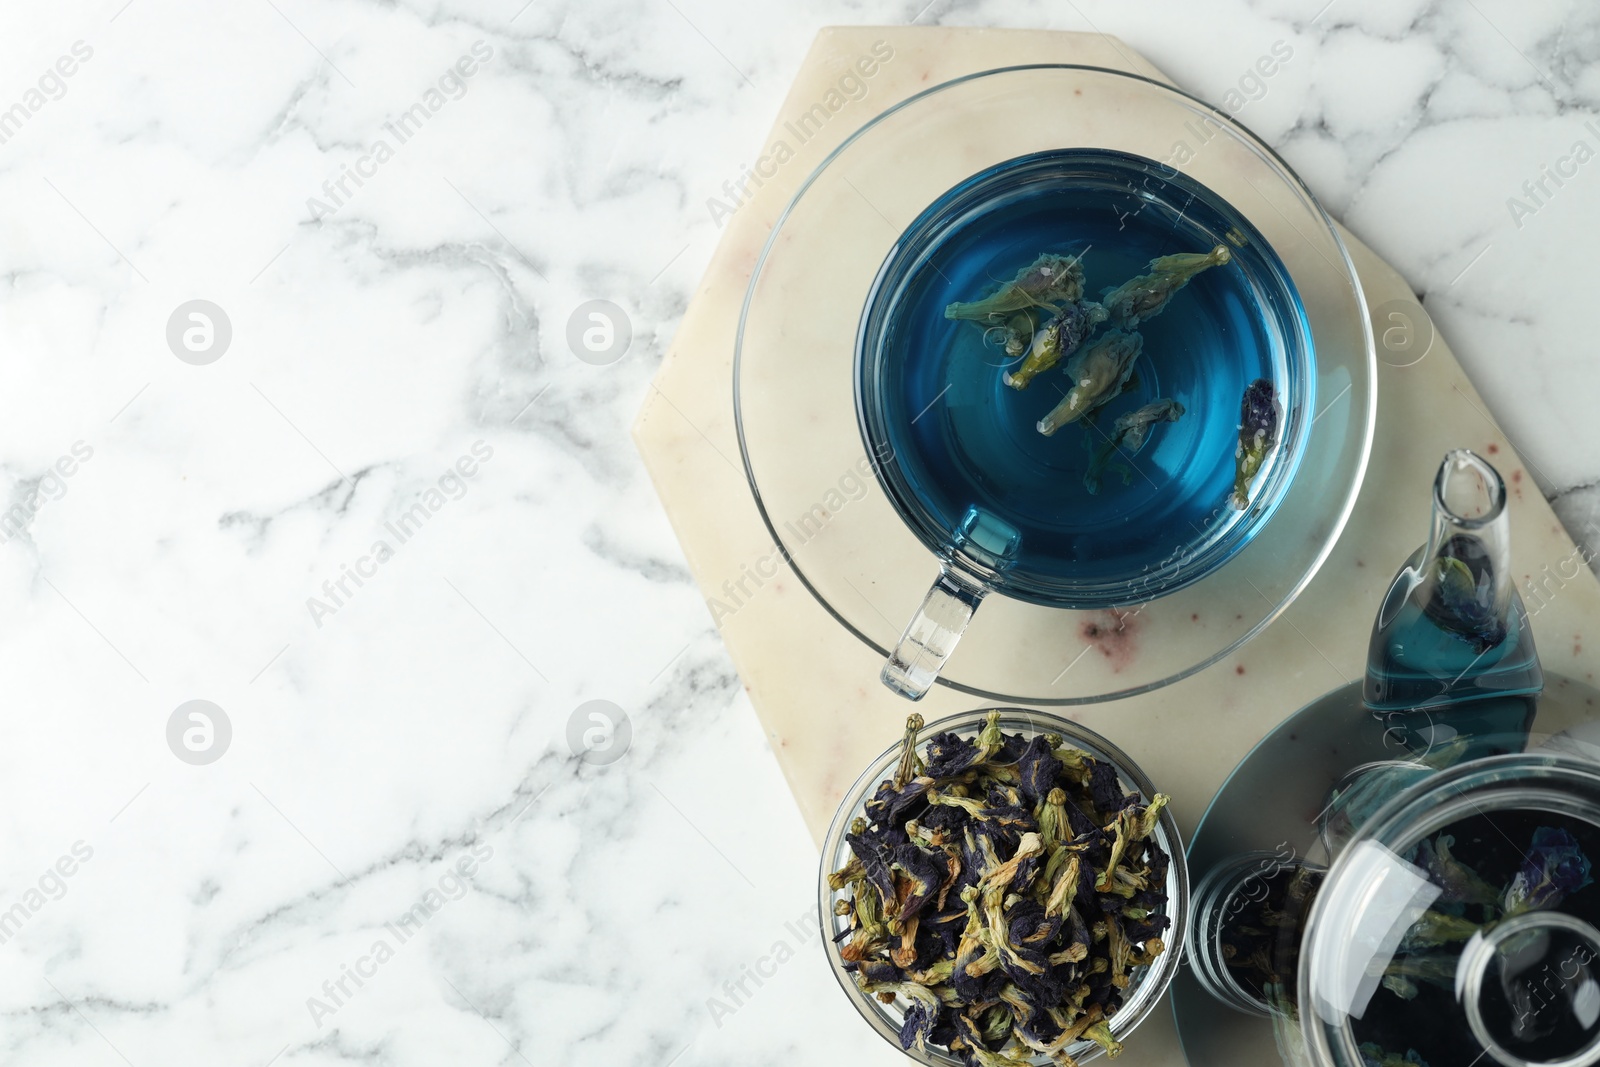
733, 65, 1375, 704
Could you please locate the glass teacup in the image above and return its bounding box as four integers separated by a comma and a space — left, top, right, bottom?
733, 64, 1375, 704
856, 147, 1315, 698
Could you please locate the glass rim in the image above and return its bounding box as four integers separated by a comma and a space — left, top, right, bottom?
732, 61, 1377, 704
1434, 447, 1508, 531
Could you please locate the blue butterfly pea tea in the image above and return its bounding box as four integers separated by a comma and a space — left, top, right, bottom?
935, 219, 1283, 515
860, 148, 1306, 614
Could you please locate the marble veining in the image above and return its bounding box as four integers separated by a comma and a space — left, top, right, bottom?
2, 2, 1599, 1067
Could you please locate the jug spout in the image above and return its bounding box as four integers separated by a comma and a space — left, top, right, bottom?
1363, 450, 1542, 753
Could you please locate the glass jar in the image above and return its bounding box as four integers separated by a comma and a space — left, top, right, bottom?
817, 708, 1188, 1064
1303, 754, 1600, 1067
1188, 849, 1327, 1017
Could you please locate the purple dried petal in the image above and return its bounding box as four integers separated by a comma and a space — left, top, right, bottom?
1505, 826, 1595, 914
899, 1000, 937, 1050
952, 944, 1008, 1003
919, 805, 969, 834
846, 827, 899, 909
996, 730, 1030, 764
923, 732, 984, 777
929, 1008, 961, 1049
892, 843, 947, 921
866, 778, 931, 827
1063, 798, 1099, 838
1017, 735, 1064, 804
1231, 378, 1282, 510
860, 958, 901, 984
1014, 849, 1045, 894
1087, 759, 1132, 815
1240, 378, 1279, 441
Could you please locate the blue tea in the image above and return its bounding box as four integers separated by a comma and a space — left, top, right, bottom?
857, 149, 1312, 608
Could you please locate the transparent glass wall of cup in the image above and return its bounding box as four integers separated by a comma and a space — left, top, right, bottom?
817, 708, 1188, 1065
859, 150, 1316, 700
734, 64, 1374, 705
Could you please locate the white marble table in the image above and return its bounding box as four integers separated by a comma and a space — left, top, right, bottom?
2, 3, 1598, 1067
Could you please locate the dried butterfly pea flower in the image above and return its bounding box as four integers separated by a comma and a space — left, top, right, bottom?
894, 713, 925, 786
845, 822, 901, 914
841, 868, 891, 964
999, 312, 1036, 359
1504, 825, 1595, 915
859, 958, 902, 984
866, 777, 933, 828
1087, 757, 1137, 817
1218, 862, 1322, 1006
1036, 330, 1144, 437
1359, 821, 1597, 1049
1101, 244, 1231, 329
1359, 1043, 1434, 1067
1422, 535, 1510, 653
1380, 952, 1459, 1000
1016, 736, 1065, 805
893, 843, 950, 923
926, 715, 1014, 777
1431, 559, 1506, 653
1096, 796, 1169, 893
1083, 398, 1185, 495
1396, 909, 1480, 951
1230, 377, 1281, 510
944, 252, 1087, 321
1004, 301, 1109, 391
900, 999, 939, 1051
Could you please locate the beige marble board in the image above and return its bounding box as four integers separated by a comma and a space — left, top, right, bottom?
633, 25, 1600, 1066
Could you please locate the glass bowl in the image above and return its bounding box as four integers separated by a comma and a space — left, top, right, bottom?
734, 64, 1375, 703
817, 707, 1189, 1064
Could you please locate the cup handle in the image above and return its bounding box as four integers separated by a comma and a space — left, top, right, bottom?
881, 568, 986, 701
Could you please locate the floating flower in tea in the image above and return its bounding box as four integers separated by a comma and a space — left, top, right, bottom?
1083, 398, 1186, 494
1036, 329, 1145, 437
1422, 535, 1510, 654
1230, 378, 1281, 510
1003, 301, 1108, 390
939, 236, 1274, 515
1100, 244, 1232, 329
944, 252, 1087, 321
999, 312, 1035, 359
830, 711, 1172, 1066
